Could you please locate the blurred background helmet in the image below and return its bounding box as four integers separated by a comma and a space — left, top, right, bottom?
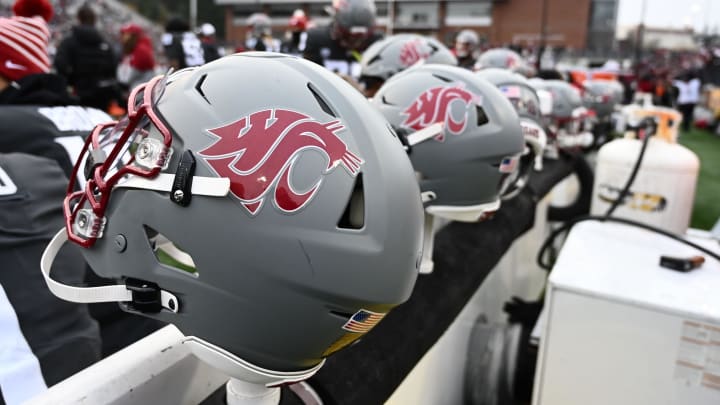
529, 78, 595, 150
371, 64, 524, 222
476, 68, 548, 199
57, 53, 424, 376
475, 48, 534, 77
359, 33, 457, 97
331, 0, 377, 50
581, 79, 624, 119
454, 29, 479, 58
247, 12, 272, 37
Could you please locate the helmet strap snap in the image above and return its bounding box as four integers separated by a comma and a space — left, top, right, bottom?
171, 150, 196, 207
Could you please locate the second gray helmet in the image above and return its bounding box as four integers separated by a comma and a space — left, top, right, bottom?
372, 64, 524, 221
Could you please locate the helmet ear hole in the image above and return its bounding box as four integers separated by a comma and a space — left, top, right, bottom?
144, 226, 199, 276
337, 173, 364, 230
476, 105, 489, 126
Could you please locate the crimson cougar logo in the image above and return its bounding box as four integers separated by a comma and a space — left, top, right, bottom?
399, 39, 430, 67
199, 109, 363, 215
401, 84, 481, 142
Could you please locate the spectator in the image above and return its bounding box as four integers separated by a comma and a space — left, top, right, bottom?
196, 22, 223, 62
453, 29, 480, 69
118, 23, 156, 93
162, 16, 205, 70
0, 1, 104, 402
53, 4, 121, 112
281, 9, 309, 57
303, 0, 382, 80
0, 0, 75, 106
673, 71, 702, 132
245, 12, 281, 52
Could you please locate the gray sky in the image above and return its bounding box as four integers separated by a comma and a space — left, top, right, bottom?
617, 0, 719, 33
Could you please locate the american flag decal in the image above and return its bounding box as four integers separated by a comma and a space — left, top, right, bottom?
500, 85, 521, 99
342, 309, 386, 333
499, 156, 518, 173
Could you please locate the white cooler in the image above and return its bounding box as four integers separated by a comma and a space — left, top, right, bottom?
532, 220, 720, 405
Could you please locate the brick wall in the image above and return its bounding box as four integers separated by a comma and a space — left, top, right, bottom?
491, 0, 591, 49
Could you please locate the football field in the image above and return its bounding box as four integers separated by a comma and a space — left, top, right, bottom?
678, 129, 720, 230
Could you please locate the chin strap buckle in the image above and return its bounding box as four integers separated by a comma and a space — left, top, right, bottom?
125, 278, 163, 313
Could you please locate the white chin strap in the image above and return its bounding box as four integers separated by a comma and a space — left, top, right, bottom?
116, 173, 230, 196
425, 199, 501, 223
40, 173, 232, 313
419, 213, 436, 274
406, 122, 444, 147
41, 229, 179, 313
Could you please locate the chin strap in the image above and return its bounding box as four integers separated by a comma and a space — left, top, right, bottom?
116, 173, 230, 197
41, 229, 179, 313
419, 213, 436, 274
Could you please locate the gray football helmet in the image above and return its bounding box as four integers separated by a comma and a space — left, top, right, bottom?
331, 0, 377, 50
372, 64, 524, 222
475, 68, 548, 199
359, 33, 457, 97
475, 48, 534, 76
46, 53, 424, 378
582, 79, 623, 119
529, 78, 594, 151
360, 33, 457, 83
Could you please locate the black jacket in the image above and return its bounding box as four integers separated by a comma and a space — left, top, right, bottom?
54, 25, 120, 110
0, 73, 78, 107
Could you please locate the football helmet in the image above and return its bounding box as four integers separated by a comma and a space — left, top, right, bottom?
581, 79, 623, 119
529, 79, 594, 152
475, 68, 548, 199
454, 29, 479, 58
371, 64, 524, 222
331, 0, 377, 50
359, 34, 457, 97
41, 53, 423, 381
474, 48, 534, 76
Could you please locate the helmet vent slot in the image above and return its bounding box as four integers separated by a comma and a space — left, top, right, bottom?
307, 82, 337, 118
195, 74, 210, 105
381, 94, 396, 106
329, 310, 354, 319
337, 173, 364, 230
144, 226, 199, 277
431, 73, 452, 83
476, 105, 489, 126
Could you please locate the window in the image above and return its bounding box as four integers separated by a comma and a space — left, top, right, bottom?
589, 1, 618, 32
395, 2, 439, 29
445, 1, 492, 27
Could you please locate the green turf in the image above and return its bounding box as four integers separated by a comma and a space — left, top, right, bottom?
156, 248, 197, 274
678, 128, 720, 230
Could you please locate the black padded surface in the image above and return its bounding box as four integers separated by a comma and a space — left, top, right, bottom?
306, 156, 575, 405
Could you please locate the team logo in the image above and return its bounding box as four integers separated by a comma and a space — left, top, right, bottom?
399, 39, 430, 67
401, 84, 481, 142
199, 109, 363, 215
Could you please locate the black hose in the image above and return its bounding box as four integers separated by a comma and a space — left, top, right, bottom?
604, 122, 655, 217
547, 153, 594, 222
537, 215, 720, 271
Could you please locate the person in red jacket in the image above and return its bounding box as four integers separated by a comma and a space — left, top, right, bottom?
117, 24, 157, 95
